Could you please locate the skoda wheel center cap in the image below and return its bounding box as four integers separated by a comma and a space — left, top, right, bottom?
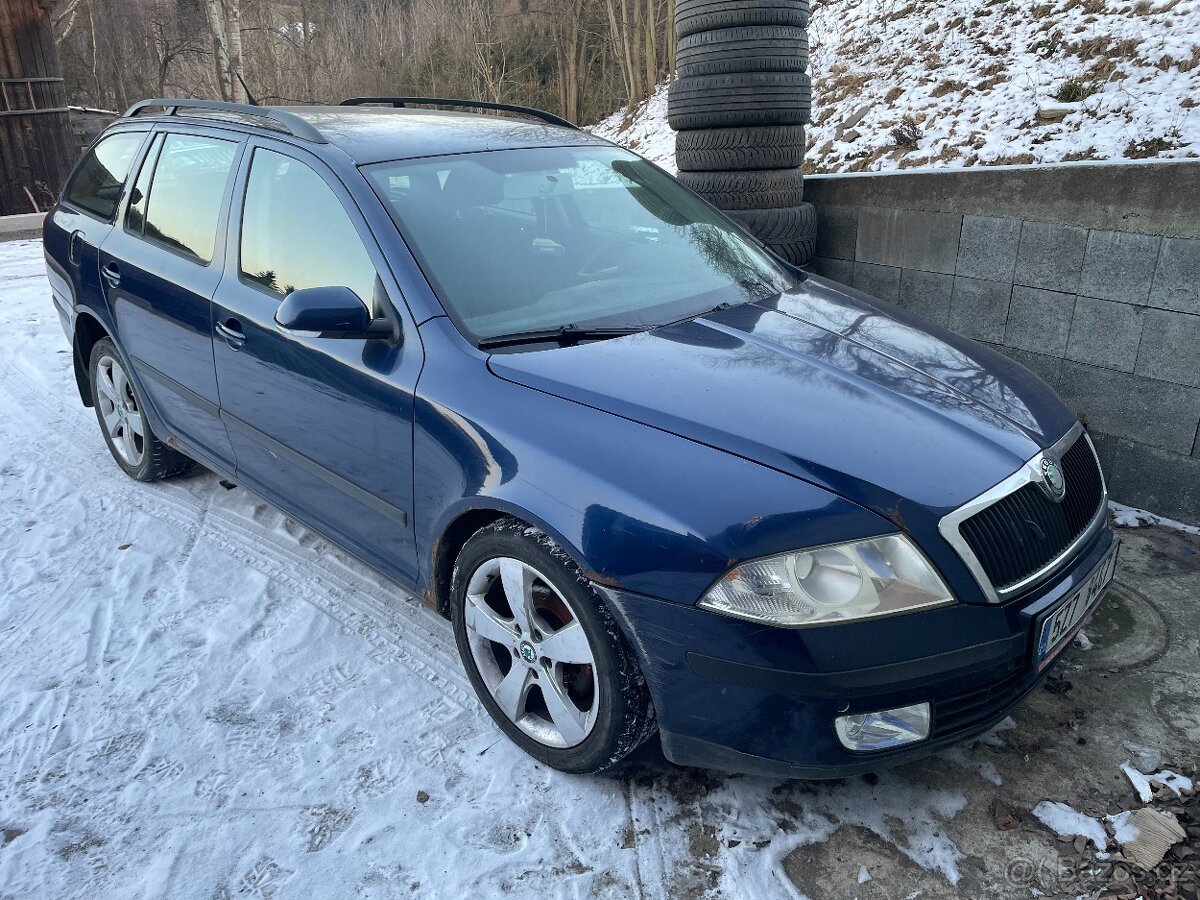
1042, 458, 1066, 500
519, 641, 538, 664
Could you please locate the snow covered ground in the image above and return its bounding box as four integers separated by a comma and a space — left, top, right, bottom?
0, 237, 973, 897
592, 0, 1200, 173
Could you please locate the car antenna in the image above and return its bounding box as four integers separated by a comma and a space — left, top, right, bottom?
235, 71, 259, 106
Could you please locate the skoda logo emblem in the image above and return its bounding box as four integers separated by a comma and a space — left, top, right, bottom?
1041, 458, 1066, 501
519, 642, 537, 664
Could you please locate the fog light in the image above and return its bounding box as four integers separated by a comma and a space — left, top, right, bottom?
835, 702, 931, 751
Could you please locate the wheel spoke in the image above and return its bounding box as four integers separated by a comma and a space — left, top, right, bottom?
498, 558, 535, 635
125, 411, 144, 438
102, 407, 121, 434
541, 672, 589, 745
97, 369, 118, 405
538, 622, 592, 666
121, 426, 139, 463
465, 593, 519, 647
493, 664, 533, 722
112, 363, 129, 403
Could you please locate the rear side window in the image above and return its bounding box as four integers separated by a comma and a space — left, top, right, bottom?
63, 132, 144, 220
138, 134, 237, 264
239, 148, 377, 309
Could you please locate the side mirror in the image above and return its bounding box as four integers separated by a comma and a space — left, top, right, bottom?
275, 285, 390, 339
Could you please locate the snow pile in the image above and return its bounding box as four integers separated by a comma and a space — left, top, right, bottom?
1032, 800, 1108, 850
1110, 500, 1200, 535
1121, 762, 1196, 802
591, 0, 1200, 173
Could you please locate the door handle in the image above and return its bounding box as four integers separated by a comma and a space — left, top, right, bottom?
215, 317, 246, 349
101, 261, 121, 288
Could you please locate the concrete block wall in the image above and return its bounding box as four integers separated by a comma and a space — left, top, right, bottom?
802, 160, 1200, 525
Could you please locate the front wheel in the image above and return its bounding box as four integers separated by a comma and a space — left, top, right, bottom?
451, 518, 656, 773
89, 337, 194, 482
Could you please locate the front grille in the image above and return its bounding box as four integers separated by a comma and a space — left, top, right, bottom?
959, 434, 1104, 593
931, 666, 1029, 738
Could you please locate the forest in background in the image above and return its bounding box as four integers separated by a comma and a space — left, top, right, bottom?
49, 0, 676, 125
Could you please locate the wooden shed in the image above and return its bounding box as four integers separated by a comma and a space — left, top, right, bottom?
0, 0, 74, 215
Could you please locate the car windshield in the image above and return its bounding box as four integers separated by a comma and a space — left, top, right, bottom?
364, 146, 794, 345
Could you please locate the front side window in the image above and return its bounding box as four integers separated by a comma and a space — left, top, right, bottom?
139, 134, 237, 264
365, 146, 793, 344
63, 132, 145, 220
239, 148, 377, 309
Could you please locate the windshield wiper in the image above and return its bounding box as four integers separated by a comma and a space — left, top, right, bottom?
478, 323, 643, 350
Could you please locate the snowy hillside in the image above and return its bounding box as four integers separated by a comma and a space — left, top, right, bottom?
592, 0, 1200, 173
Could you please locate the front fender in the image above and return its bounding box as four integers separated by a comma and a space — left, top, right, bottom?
414, 318, 894, 605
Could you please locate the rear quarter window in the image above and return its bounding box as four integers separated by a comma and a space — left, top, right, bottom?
63, 132, 145, 221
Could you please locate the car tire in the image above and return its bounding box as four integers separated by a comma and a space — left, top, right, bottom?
89, 337, 194, 482
676, 25, 810, 78
667, 72, 811, 130
675, 0, 811, 40
727, 202, 818, 266
678, 167, 804, 210
675, 125, 806, 172
451, 518, 657, 774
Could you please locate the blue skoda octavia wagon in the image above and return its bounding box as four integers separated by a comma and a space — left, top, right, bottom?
44, 97, 1118, 777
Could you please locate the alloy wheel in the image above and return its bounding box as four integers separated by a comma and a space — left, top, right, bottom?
463, 556, 600, 748
95, 354, 145, 467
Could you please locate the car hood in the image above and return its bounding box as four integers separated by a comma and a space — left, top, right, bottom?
487, 274, 1078, 532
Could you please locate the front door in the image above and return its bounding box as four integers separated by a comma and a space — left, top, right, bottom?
212, 143, 421, 583
99, 130, 242, 470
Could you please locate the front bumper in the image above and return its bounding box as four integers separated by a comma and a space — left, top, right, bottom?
600, 523, 1117, 778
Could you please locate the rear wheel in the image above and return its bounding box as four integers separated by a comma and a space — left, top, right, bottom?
89, 337, 194, 482
451, 518, 656, 773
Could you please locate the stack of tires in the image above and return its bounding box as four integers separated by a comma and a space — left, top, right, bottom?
668, 0, 816, 267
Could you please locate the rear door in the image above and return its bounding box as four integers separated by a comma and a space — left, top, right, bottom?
45, 130, 148, 334
98, 130, 243, 471
211, 142, 422, 583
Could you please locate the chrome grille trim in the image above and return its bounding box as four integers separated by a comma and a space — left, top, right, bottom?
938, 421, 1109, 604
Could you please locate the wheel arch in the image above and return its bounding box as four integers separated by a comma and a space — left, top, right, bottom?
424, 501, 595, 620
72, 310, 112, 408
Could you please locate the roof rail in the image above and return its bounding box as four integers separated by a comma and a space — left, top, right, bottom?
340, 97, 578, 130
122, 98, 327, 143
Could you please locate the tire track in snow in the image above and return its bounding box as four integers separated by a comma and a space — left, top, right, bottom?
0, 353, 473, 710
2, 344, 685, 895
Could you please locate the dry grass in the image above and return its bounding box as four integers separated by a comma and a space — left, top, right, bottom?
883, 86, 903, 104
1178, 46, 1200, 73
891, 114, 923, 149
1062, 147, 1102, 161
931, 79, 968, 98
1124, 136, 1180, 158
1055, 79, 1100, 102
823, 69, 875, 105
991, 153, 1037, 165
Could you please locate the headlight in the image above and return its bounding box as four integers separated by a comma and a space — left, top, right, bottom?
698, 534, 953, 627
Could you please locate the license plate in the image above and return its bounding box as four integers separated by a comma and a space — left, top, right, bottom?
1035, 543, 1119, 666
